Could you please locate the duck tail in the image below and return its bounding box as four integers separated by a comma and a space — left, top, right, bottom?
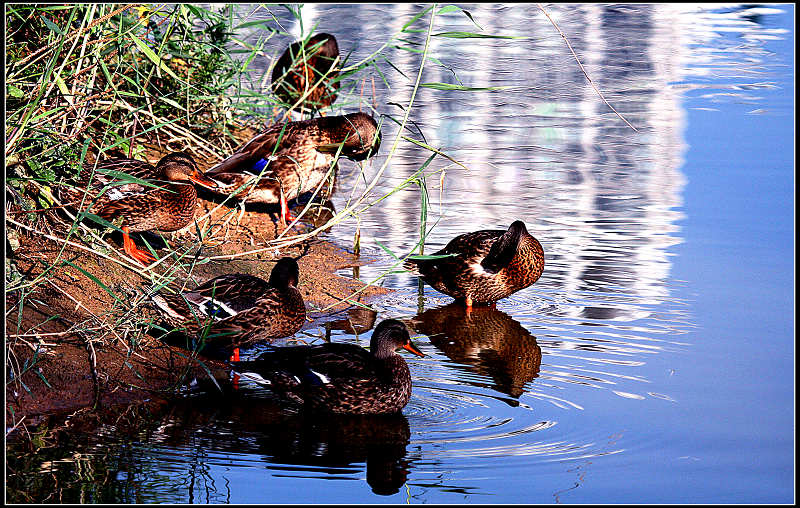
150, 293, 186, 322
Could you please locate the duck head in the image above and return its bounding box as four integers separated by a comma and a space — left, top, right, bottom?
157, 151, 218, 189
316, 112, 382, 161
370, 319, 425, 360
269, 257, 300, 289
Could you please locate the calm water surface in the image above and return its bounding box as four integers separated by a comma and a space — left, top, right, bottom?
7, 3, 794, 503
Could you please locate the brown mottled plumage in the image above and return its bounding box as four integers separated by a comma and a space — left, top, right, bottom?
232, 319, 424, 414
411, 303, 542, 398
151, 258, 306, 353
404, 221, 545, 306
204, 112, 381, 225
272, 33, 340, 114
58, 152, 218, 264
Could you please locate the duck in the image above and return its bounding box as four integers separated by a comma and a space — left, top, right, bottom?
231, 319, 425, 414
151, 257, 306, 360
203, 112, 381, 226
58, 151, 218, 265
272, 32, 340, 115
403, 220, 545, 307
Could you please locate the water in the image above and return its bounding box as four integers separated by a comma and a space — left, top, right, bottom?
7, 4, 794, 503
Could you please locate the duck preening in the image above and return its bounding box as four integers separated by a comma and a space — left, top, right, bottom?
404, 220, 545, 307
151, 257, 306, 359
203, 112, 381, 226
272, 32, 340, 115
58, 151, 218, 265
231, 319, 424, 414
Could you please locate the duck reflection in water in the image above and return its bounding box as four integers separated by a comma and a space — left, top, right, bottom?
323, 305, 378, 340
151, 393, 413, 496
411, 302, 542, 399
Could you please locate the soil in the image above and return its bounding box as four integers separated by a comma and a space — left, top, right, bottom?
5, 139, 390, 430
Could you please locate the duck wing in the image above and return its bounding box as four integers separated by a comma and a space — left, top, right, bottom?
153, 274, 270, 323
206, 123, 302, 176
406, 230, 503, 276
236, 342, 376, 388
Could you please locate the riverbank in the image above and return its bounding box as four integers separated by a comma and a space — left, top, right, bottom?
5, 144, 390, 430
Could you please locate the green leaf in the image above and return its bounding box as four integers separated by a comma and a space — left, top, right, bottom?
54, 73, 71, 103
375, 240, 400, 261
41, 14, 63, 35
98, 60, 117, 91
460, 9, 482, 30
34, 368, 52, 388
76, 211, 124, 233
235, 19, 278, 30
62, 260, 124, 304
38, 186, 55, 208
402, 5, 434, 32
432, 31, 521, 39
129, 33, 181, 82
7, 85, 24, 98
407, 253, 458, 261
420, 82, 510, 91
437, 5, 462, 14
436, 5, 483, 29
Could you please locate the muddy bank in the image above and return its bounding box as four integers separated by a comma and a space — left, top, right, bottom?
5, 151, 390, 429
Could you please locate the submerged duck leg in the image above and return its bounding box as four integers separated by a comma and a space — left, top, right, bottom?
122, 226, 156, 265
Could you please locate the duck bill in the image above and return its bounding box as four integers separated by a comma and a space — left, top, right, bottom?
315, 142, 344, 154
190, 170, 219, 189
402, 341, 425, 357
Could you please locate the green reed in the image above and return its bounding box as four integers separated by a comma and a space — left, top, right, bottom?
4, 3, 508, 398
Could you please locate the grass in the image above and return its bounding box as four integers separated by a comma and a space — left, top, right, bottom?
4, 2, 529, 414
4, 3, 647, 503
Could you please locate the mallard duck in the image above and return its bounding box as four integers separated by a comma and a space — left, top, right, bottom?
204, 112, 380, 226
411, 302, 541, 398
58, 151, 218, 265
231, 319, 424, 414
404, 220, 545, 307
151, 257, 306, 359
272, 33, 340, 115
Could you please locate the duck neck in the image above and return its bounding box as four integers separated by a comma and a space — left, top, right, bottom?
374, 354, 410, 386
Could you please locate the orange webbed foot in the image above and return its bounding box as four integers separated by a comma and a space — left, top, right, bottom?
122, 226, 156, 265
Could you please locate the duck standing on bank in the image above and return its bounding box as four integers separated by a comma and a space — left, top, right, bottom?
404, 220, 545, 307
58, 151, 218, 265
203, 112, 381, 226
231, 319, 425, 414
151, 257, 306, 360
272, 32, 340, 116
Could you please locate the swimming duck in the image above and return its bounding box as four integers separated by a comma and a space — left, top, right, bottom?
59, 151, 218, 265
204, 112, 381, 226
231, 319, 424, 414
404, 220, 545, 307
272, 33, 340, 115
151, 257, 306, 358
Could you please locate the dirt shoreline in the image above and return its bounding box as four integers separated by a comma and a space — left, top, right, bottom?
6, 148, 390, 429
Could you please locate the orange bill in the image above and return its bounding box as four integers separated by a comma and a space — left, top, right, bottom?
402, 340, 425, 357
190, 170, 220, 189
